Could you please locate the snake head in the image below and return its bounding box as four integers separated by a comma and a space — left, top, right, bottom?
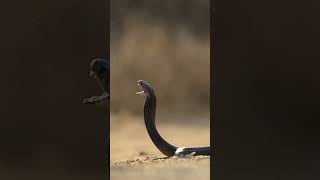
136, 80, 154, 96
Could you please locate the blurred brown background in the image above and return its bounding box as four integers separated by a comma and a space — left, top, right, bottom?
110, 0, 210, 120
0, 0, 108, 179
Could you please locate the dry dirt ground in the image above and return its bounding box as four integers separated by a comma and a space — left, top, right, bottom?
110, 113, 210, 180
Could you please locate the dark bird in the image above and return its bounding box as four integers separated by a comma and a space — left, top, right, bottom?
136, 80, 210, 156
83, 58, 110, 104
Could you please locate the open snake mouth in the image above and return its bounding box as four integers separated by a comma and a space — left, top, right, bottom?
136, 83, 146, 95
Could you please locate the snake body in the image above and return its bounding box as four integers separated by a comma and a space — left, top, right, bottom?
136, 80, 210, 156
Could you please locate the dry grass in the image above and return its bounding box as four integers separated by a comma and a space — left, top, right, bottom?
111, 157, 210, 180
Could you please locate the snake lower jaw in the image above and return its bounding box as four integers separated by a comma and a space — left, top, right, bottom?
136, 91, 145, 95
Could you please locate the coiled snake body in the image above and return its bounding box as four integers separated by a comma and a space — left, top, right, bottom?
136, 80, 210, 156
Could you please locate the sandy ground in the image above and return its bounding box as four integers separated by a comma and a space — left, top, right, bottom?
110, 113, 210, 180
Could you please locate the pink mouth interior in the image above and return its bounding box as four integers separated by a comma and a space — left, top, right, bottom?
136, 84, 145, 95
136, 91, 145, 95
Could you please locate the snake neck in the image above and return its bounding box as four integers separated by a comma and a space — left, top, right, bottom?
144, 93, 177, 156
